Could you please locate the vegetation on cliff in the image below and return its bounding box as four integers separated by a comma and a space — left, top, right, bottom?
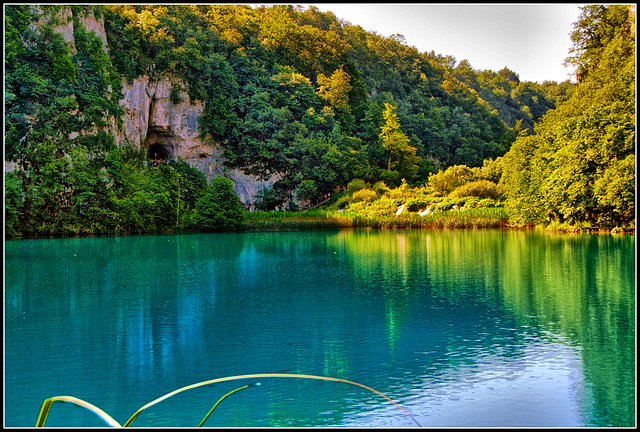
4, 4, 635, 237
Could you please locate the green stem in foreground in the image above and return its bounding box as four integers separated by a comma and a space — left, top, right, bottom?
197, 384, 255, 427
35, 373, 421, 427
123, 373, 421, 427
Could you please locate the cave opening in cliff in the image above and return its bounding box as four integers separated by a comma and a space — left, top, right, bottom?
148, 143, 170, 161
146, 125, 177, 163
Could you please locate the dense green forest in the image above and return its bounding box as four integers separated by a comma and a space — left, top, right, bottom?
4, 4, 635, 237
501, 5, 635, 229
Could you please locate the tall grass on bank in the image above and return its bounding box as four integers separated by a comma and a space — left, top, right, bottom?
244, 210, 347, 231
244, 207, 509, 231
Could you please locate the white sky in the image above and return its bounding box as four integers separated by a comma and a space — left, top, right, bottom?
299, 3, 585, 83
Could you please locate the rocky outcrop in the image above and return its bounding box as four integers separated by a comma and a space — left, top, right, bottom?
116, 76, 204, 159
29, 6, 76, 53
29, 6, 108, 55
23, 5, 275, 207
80, 8, 108, 52
116, 74, 275, 206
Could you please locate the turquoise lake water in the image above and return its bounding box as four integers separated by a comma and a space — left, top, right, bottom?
4, 229, 635, 427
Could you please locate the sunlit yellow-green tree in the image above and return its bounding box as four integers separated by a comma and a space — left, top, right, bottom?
379, 103, 420, 183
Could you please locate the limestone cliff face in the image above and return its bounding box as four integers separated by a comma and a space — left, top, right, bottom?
116, 75, 275, 206
24, 5, 274, 207
29, 6, 107, 55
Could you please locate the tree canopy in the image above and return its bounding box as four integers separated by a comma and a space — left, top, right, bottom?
501, 4, 635, 227
5, 4, 632, 236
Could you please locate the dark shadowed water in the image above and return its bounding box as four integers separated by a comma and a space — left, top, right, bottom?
4, 229, 635, 427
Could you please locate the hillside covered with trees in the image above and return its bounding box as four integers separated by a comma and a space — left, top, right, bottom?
4, 4, 634, 237
500, 4, 635, 229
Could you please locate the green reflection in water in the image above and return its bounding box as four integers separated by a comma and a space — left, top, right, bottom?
329, 228, 634, 426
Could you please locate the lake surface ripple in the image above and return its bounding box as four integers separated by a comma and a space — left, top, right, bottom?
4, 229, 635, 427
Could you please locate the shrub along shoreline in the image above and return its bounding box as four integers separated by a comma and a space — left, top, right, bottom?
6, 177, 633, 239
244, 209, 632, 233
6, 207, 633, 240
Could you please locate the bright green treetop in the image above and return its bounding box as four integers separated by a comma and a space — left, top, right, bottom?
379, 102, 420, 182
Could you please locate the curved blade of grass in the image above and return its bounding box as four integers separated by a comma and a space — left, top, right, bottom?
35, 396, 122, 427
197, 384, 253, 427
123, 373, 421, 427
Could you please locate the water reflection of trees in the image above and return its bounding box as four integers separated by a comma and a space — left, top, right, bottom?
331, 229, 635, 427
500, 232, 635, 427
